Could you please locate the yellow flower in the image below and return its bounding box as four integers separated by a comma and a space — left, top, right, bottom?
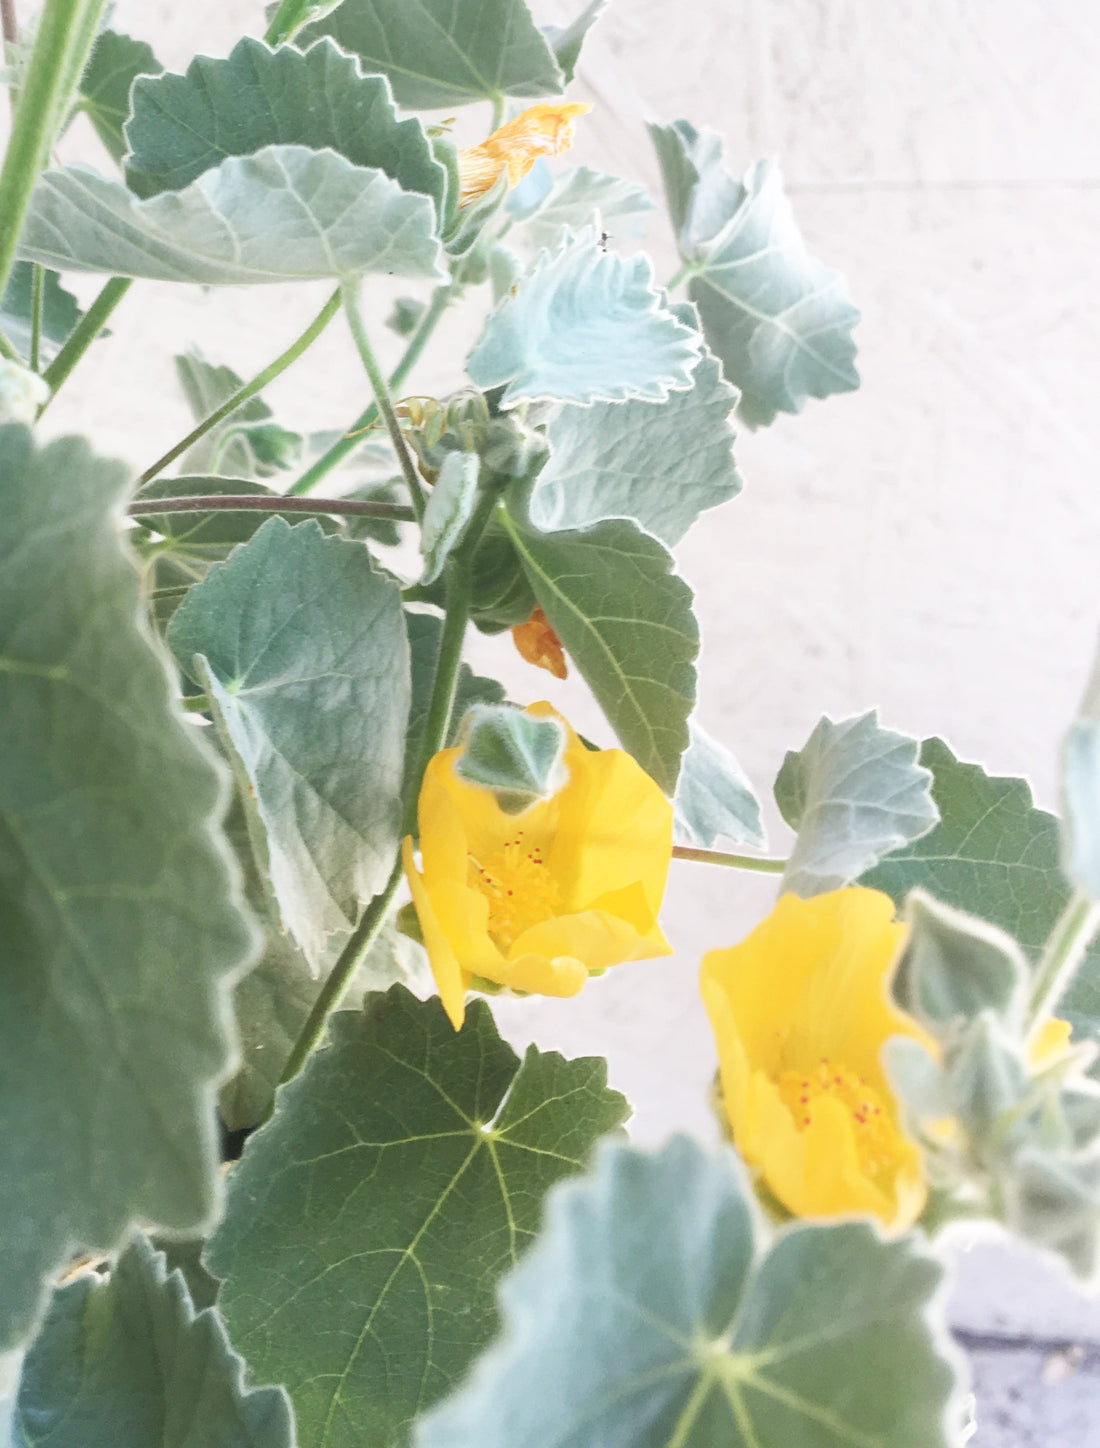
700, 887, 930, 1231
511, 605, 568, 680
457, 102, 592, 208
403, 702, 672, 1029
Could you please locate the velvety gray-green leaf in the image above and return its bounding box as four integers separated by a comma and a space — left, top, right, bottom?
78, 29, 163, 165
18, 146, 445, 284
167, 518, 409, 968
504, 510, 698, 793
510, 164, 654, 248
0, 425, 256, 1351
13, 1234, 292, 1448
893, 890, 1029, 1035
530, 303, 740, 544
419, 1135, 962, 1448
777, 710, 938, 897
0, 263, 82, 364
173, 351, 281, 478
542, 0, 608, 84
420, 449, 479, 584
124, 36, 446, 213
861, 739, 1100, 1038
674, 720, 765, 849
207, 987, 628, 1448
299, 0, 564, 110
1062, 642, 1100, 901
468, 228, 702, 407
405, 609, 506, 802
455, 704, 567, 812
650, 121, 860, 426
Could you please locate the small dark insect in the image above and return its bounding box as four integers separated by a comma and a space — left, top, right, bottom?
598, 230, 612, 251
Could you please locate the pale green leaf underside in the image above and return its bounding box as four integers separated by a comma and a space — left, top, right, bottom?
420, 450, 479, 584
419, 1136, 961, 1448
1063, 719, 1100, 900
467, 228, 702, 407
504, 510, 699, 794
530, 302, 740, 545
0, 425, 255, 1351
861, 738, 1100, 1038
167, 518, 409, 968
14, 1234, 293, 1448
509, 163, 655, 249
300, 0, 564, 110
207, 987, 628, 1448
650, 120, 860, 426
124, 36, 446, 213
542, 0, 608, 85
78, 29, 163, 165
674, 721, 765, 849
776, 710, 938, 897
18, 146, 445, 284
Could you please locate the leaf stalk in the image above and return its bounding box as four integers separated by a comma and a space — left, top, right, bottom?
1026, 889, 1100, 1039
671, 845, 787, 873
127, 494, 415, 522
39, 275, 132, 405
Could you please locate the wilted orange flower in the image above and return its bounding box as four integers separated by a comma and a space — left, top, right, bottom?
512, 606, 567, 679
457, 102, 592, 207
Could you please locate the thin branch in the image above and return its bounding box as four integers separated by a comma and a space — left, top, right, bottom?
671, 845, 787, 873
127, 494, 415, 522
1, 0, 17, 45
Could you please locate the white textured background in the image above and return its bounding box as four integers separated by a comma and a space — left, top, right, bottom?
12, 0, 1100, 1433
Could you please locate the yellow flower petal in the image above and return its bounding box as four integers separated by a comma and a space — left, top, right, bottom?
700, 886, 929, 1231
457, 102, 592, 207
512, 606, 568, 679
1030, 1016, 1074, 1069
402, 835, 469, 1030
405, 703, 673, 1028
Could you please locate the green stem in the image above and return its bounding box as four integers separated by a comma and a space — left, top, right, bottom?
271, 855, 405, 1108
0, 323, 21, 363
341, 277, 427, 521
1026, 890, 1100, 1037
0, 0, 108, 301
665, 261, 698, 292
136, 286, 341, 487
40, 275, 131, 404
289, 282, 459, 496
264, 0, 315, 46
28, 261, 42, 371
273, 483, 498, 1101
671, 845, 788, 874
127, 494, 415, 521
489, 92, 505, 131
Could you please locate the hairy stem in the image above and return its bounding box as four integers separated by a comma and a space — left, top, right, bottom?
136, 287, 341, 487
671, 845, 787, 873
264, 0, 316, 46
289, 282, 459, 496
0, 0, 108, 300
340, 277, 427, 520
0, 322, 20, 362
39, 275, 131, 404
127, 494, 415, 521
27, 261, 42, 371
1026, 890, 1100, 1037
665, 261, 698, 292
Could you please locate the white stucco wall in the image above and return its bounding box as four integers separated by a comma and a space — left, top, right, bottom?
9, 0, 1100, 1401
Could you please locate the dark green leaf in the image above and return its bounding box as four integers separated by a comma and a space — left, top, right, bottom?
300, 0, 564, 110
78, 29, 163, 164
125, 36, 446, 214
0, 425, 256, 1350
14, 1234, 292, 1447
419, 1136, 963, 1448
861, 739, 1100, 1036
650, 121, 860, 425
167, 518, 409, 968
504, 509, 699, 793
468, 517, 538, 632
0, 262, 82, 364
207, 987, 628, 1448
